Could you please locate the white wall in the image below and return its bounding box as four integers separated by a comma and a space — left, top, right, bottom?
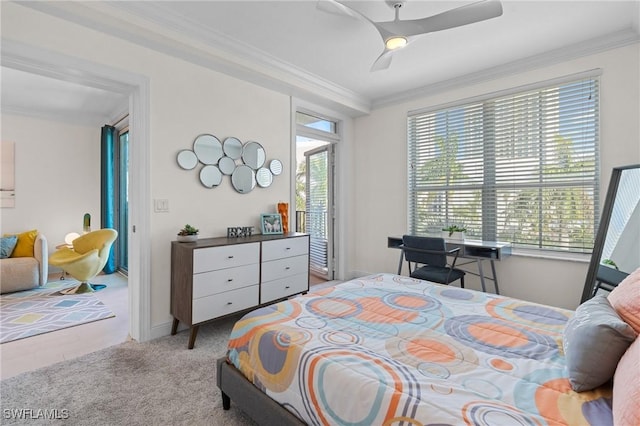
350, 44, 640, 310
1, 3, 291, 331
0, 115, 101, 258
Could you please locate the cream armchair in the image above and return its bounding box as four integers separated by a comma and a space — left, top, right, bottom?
0, 233, 48, 294
49, 229, 117, 294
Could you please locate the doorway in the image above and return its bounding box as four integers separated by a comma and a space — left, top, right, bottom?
2, 40, 151, 342
295, 110, 339, 281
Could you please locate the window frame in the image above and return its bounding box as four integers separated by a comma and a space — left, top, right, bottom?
407, 70, 601, 256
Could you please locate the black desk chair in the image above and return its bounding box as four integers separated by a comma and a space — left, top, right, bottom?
400, 235, 466, 288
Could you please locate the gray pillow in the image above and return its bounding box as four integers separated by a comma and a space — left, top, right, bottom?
0, 235, 18, 259
563, 294, 637, 392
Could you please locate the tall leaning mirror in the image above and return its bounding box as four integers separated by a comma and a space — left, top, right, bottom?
581, 164, 640, 302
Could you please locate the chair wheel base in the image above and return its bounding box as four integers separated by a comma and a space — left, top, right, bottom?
60, 283, 106, 295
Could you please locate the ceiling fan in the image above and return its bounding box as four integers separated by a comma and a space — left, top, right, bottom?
319, 0, 503, 71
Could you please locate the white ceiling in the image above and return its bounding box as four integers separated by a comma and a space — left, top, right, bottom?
1, 67, 129, 126
3, 0, 639, 122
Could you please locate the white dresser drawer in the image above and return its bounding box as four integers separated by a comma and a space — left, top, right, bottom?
262, 255, 308, 282
193, 242, 259, 273
261, 273, 309, 304
193, 263, 259, 299
262, 236, 309, 262
192, 284, 259, 324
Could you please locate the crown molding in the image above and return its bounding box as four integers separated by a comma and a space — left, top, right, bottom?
10, 2, 638, 117
1, 104, 112, 127
16, 1, 371, 117
1, 39, 137, 95
373, 28, 640, 109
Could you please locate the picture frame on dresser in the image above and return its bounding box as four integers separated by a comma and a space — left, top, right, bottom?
260, 213, 283, 235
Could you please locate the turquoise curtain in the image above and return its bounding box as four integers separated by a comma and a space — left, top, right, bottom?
101, 125, 117, 274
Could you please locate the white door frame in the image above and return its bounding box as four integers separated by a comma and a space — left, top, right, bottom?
2, 40, 152, 342
291, 99, 352, 281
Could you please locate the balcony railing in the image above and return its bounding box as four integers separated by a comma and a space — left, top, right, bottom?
296, 211, 306, 233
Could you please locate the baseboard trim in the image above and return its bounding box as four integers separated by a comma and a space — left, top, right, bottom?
149, 319, 188, 340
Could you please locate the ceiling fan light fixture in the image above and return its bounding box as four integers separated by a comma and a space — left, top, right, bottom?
385, 36, 407, 50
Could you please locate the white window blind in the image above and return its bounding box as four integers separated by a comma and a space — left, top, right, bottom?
408, 76, 599, 253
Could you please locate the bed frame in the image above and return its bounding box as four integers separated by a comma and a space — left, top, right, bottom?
216, 357, 305, 425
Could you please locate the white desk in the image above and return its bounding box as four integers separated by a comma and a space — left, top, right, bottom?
388, 236, 512, 294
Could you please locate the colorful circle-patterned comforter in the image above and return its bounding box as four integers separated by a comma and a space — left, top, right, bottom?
227, 273, 613, 425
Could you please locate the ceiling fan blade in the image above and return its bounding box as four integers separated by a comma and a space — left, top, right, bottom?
370, 49, 394, 72
377, 0, 503, 38
316, 0, 368, 22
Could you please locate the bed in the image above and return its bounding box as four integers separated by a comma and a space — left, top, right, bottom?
217, 273, 629, 425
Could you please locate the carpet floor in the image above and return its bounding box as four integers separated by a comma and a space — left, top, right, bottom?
0, 281, 115, 344
0, 314, 256, 425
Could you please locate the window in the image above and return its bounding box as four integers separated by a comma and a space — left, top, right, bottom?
408, 73, 600, 253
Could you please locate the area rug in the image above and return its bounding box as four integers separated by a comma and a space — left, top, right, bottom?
0, 281, 115, 344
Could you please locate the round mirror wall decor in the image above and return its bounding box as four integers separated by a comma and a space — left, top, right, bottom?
218, 156, 236, 175
200, 165, 223, 188
256, 167, 273, 188
193, 134, 223, 165
269, 159, 283, 176
242, 141, 266, 170
231, 165, 256, 194
177, 150, 198, 170
223, 137, 243, 160
177, 133, 282, 194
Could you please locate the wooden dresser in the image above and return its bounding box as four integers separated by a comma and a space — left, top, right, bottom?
171, 232, 309, 348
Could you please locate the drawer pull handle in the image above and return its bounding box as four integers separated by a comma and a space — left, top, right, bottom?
285, 286, 290, 289
226, 302, 233, 305
285, 266, 291, 270
228, 255, 234, 259
227, 279, 233, 282
286, 247, 291, 250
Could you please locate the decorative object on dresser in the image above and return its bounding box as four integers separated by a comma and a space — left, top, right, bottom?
260, 213, 283, 235
170, 233, 309, 348
226, 226, 254, 238
176, 133, 283, 194
277, 202, 289, 233
176, 224, 199, 242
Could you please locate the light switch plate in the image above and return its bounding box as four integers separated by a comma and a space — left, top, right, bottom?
154, 199, 169, 212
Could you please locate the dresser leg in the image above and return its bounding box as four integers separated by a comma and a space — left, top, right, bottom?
171, 317, 179, 335
188, 325, 199, 349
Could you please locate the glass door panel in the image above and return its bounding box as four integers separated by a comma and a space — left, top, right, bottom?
305, 144, 334, 279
